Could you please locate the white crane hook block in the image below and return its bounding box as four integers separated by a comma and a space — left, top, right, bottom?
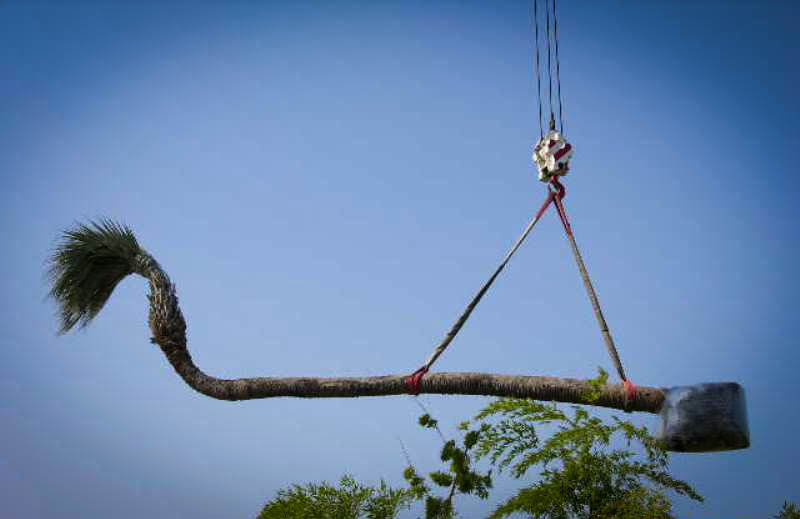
533, 130, 574, 182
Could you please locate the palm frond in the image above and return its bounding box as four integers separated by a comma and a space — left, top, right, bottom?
47, 219, 143, 334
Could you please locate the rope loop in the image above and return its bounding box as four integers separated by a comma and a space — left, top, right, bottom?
406, 367, 428, 395
549, 176, 566, 199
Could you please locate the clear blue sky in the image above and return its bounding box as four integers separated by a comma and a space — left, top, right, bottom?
1, 1, 798, 517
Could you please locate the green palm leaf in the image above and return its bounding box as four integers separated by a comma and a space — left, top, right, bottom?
47, 219, 142, 333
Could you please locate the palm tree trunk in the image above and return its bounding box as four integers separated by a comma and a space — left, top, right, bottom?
135, 252, 664, 413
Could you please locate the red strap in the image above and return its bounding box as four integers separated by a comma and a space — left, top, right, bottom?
550, 177, 572, 236
535, 187, 557, 222
553, 142, 573, 161
405, 367, 428, 395
624, 379, 637, 402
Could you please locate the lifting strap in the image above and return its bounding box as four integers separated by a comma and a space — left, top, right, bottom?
406, 188, 559, 394
406, 178, 636, 405
549, 178, 636, 402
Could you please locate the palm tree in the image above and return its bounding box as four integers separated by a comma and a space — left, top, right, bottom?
46, 220, 662, 412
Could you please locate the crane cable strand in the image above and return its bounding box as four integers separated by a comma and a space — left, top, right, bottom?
545, 0, 554, 126
552, 0, 565, 134
533, 0, 544, 138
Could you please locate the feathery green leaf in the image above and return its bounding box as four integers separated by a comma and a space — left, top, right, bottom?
47, 219, 142, 333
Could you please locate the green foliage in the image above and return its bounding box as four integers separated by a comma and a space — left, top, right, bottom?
424, 495, 453, 519
776, 501, 800, 519
364, 481, 416, 519
583, 367, 609, 404
47, 219, 142, 333
403, 413, 492, 519
419, 413, 439, 430
429, 471, 454, 487
259, 371, 704, 519
403, 466, 428, 500
464, 377, 703, 519
256, 475, 414, 519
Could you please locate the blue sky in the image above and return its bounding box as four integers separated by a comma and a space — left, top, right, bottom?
1, 1, 798, 517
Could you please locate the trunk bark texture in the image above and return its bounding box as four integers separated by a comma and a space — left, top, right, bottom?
134, 252, 664, 414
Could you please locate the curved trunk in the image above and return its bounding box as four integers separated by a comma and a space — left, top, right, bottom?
135, 252, 664, 413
